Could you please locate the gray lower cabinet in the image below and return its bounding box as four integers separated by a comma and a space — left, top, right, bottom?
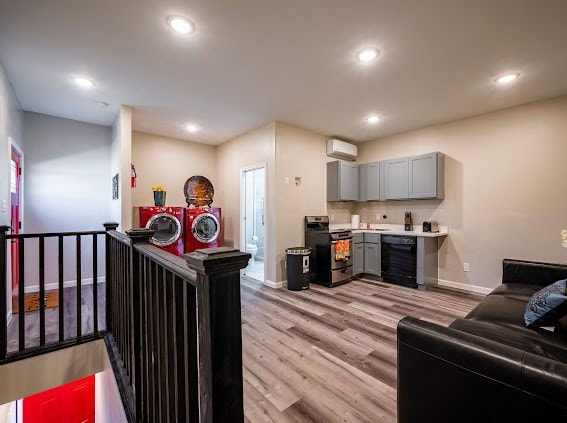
327, 160, 358, 201
353, 233, 364, 275
363, 233, 381, 276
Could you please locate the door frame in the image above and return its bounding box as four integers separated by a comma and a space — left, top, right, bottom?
8, 138, 24, 321
10, 138, 24, 232
239, 163, 267, 280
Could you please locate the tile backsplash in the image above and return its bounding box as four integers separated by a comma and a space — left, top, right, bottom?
328, 199, 445, 226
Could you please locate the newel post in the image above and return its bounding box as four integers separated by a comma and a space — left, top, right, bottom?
126, 228, 154, 420
0, 225, 10, 360
103, 222, 119, 333
185, 247, 251, 423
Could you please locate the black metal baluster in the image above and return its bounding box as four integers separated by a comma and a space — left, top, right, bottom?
58, 236, 64, 342
166, 272, 175, 423
186, 283, 198, 422
39, 236, 45, 346
161, 268, 170, 423
18, 238, 25, 351
93, 234, 98, 333
76, 235, 82, 337
154, 262, 162, 421
147, 260, 155, 423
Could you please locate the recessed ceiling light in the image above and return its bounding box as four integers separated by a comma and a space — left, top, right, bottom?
495, 73, 520, 84
167, 15, 195, 34
356, 48, 379, 62
186, 123, 199, 133
95, 101, 109, 108
72, 77, 95, 88
365, 115, 381, 124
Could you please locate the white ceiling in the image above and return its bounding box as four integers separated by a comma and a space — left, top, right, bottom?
1, 0, 567, 145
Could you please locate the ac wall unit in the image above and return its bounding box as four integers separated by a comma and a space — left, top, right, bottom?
326, 139, 358, 161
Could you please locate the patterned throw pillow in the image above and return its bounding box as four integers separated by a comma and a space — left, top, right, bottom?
524, 279, 567, 327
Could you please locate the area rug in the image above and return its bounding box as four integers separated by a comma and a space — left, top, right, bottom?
12, 291, 59, 314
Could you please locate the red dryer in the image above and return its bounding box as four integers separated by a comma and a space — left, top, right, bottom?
139, 207, 185, 257
185, 207, 222, 253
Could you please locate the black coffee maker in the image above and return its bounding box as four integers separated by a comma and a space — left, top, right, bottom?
404, 211, 413, 231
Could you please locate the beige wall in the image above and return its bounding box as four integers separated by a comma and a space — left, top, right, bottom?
355, 95, 567, 291
274, 122, 328, 283
131, 131, 216, 210
215, 123, 276, 282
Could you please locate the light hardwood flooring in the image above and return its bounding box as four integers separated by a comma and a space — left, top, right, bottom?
7, 285, 105, 353
241, 277, 483, 423
7, 277, 483, 421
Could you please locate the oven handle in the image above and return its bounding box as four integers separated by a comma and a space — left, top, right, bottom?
331, 239, 352, 244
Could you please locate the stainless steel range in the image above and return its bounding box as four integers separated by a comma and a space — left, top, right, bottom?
304, 216, 353, 287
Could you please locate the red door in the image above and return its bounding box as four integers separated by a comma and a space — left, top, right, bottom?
10, 147, 22, 294
23, 375, 95, 423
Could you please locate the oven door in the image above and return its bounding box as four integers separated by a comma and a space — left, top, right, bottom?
331, 238, 353, 269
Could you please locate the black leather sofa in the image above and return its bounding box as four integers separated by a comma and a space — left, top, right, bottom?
397, 259, 567, 422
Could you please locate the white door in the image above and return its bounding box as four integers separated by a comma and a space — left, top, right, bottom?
241, 165, 266, 282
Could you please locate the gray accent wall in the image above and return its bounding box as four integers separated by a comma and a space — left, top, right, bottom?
22, 112, 111, 288
0, 62, 23, 227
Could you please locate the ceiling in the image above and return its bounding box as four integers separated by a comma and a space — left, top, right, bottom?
1, 0, 567, 146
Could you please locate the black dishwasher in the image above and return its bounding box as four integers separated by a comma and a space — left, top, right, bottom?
381, 235, 417, 288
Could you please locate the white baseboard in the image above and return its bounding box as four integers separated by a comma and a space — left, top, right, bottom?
437, 279, 492, 295
264, 279, 286, 289
24, 276, 106, 294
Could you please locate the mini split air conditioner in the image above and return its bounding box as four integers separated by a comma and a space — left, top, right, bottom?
326, 139, 358, 161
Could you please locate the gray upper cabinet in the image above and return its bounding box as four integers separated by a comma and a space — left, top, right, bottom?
409, 152, 444, 199
327, 160, 358, 201
380, 157, 409, 200
380, 152, 444, 201
359, 162, 380, 202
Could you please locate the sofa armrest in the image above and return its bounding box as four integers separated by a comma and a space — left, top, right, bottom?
397, 317, 567, 422
502, 258, 567, 286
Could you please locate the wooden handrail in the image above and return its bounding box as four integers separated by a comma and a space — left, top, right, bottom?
105, 225, 250, 422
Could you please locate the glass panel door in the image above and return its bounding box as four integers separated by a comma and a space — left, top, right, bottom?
242, 166, 265, 281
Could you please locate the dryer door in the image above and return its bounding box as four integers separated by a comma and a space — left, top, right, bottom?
192, 213, 220, 243
146, 213, 182, 246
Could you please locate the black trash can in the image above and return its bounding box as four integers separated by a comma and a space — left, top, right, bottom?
286, 247, 311, 291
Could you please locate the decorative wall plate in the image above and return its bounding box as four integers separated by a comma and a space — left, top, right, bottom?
184, 175, 214, 206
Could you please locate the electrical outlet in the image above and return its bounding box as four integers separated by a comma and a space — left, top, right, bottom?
464, 263, 470, 272
376, 214, 380, 220
330, 214, 335, 221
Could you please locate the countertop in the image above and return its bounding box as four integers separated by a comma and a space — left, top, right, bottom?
329, 223, 448, 238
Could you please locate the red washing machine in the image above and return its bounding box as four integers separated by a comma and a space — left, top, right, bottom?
184, 207, 222, 253
139, 207, 185, 257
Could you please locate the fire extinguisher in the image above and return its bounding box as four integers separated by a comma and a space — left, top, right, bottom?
131, 164, 137, 188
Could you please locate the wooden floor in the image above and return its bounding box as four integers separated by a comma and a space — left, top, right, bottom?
7, 277, 482, 421
7, 285, 105, 352
240, 277, 483, 423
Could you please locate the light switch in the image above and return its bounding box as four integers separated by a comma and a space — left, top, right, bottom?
0, 200, 6, 212
285, 177, 290, 184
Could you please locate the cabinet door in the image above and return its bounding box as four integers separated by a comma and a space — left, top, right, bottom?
353, 243, 365, 275
358, 164, 367, 202
381, 158, 409, 200
409, 153, 437, 198
337, 161, 358, 201
366, 162, 380, 201
364, 243, 379, 275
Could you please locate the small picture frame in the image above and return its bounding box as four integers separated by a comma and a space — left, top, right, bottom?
112, 174, 119, 200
